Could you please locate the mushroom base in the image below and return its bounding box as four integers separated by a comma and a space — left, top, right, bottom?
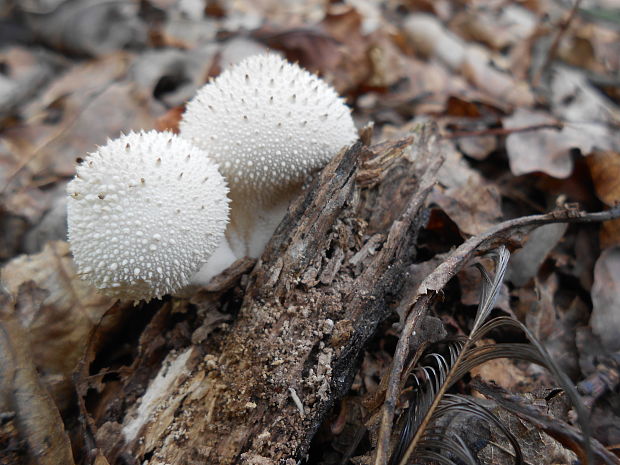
226, 183, 302, 259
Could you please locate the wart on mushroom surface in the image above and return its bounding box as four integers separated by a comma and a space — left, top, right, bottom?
180, 53, 358, 258
67, 130, 230, 302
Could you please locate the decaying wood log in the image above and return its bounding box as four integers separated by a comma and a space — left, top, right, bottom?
75, 122, 445, 464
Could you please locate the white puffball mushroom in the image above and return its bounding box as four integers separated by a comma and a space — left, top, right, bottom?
180, 53, 358, 258
67, 130, 230, 301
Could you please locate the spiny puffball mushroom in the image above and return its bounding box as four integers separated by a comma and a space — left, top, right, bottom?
180, 53, 358, 258
67, 130, 230, 301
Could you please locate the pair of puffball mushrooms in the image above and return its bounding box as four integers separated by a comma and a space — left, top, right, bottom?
67, 54, 358, 302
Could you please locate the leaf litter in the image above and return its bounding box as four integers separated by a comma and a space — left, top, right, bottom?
1, 0, 620, 463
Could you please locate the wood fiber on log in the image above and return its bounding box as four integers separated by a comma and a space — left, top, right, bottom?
76, 123, 445, 465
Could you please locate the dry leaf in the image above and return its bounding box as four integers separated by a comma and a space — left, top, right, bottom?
0, 46, 61, 119
586, 149, 620, 247
20, 0, 146, 57
404, 14, 534, 106
504, 108, 573, 178
451, 4, 537, 51
590, 246, 620, 352
600, 218, 620, 249
430, 142, 502, 235
1, 53, 161, 193
0, 241, 115, 408
470, 346, 531, 392
0, 313, 75, 465
507, 222, 568, 286
586, 149, 620, 206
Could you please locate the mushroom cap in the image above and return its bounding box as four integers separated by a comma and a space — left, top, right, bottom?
67, 130, 230, 301
179, 53, 358, 204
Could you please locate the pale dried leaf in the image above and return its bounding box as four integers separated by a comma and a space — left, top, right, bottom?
590, 246, 620, 352
504, 108, 573, 178
1, 241, 115, 408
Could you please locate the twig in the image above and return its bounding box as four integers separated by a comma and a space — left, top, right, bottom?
0, 314, 76, 465
373, 204, 620, 465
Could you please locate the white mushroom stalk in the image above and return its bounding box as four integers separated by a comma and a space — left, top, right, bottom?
180, 53, 358, 258
67, 130, 230, 301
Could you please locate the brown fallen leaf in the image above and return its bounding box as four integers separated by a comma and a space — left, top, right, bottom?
0, 46, 61, 120
586, 149, 620, 247
558, 21, 620, 76
601, 218, 620, 249
469, 344, 533, 392
254, 26, 341, 76
430, 142, 502, 235
587, 149, 620, 206
0, 241, 115, 409
319, 5, 373, 93
0, 311, 75, 465
154, 105, 184, 133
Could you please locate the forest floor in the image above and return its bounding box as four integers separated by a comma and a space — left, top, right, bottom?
1, 1, 620, 464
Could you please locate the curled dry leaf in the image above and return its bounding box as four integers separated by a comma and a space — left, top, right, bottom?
0, 313, 75, 465
461, 45, 534, 108
0, 241, 116, 409
404, 13, 466, 70
457, 133, 497, 161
